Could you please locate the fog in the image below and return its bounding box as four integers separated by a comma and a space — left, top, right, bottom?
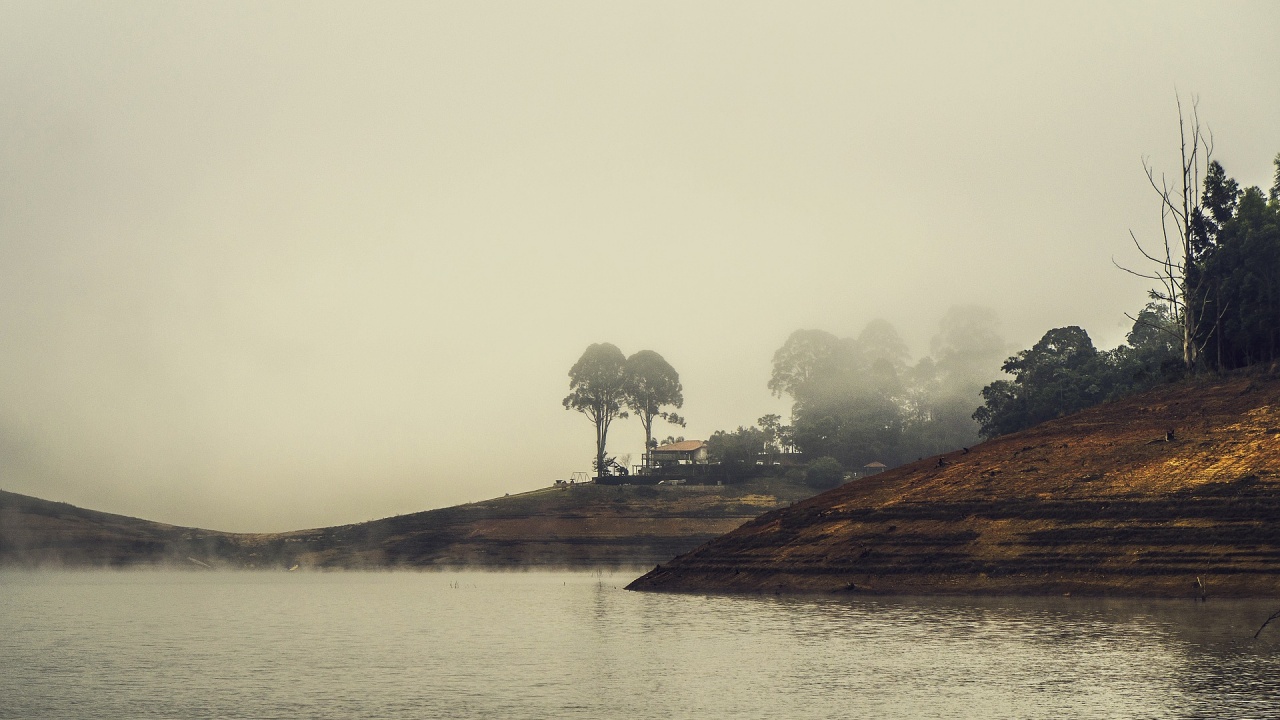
1, 2, 1278, 531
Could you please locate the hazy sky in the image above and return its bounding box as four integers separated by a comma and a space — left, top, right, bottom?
2, 2, 1278, 532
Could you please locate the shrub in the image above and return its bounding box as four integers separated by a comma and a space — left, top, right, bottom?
804, 456, 845, 490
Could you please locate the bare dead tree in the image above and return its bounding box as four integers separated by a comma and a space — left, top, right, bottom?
1114, 94, 1218, 372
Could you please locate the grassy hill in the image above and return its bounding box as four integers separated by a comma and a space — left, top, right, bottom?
0, 479, 818, 570
629, 371, 1280, 598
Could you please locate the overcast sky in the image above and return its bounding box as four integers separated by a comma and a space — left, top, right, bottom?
1, 2, 1278, 532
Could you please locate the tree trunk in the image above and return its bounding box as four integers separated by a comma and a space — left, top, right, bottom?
596, 411, 607, 479
1183, 306, 1196, 370
641, 412, 653, 468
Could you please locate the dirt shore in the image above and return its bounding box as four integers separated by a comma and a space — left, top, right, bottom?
0, 479, 816, 570
629, 371, 1280, 598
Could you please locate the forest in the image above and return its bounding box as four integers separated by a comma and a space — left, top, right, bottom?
568, 148, 1280, 482
710, 149, 1280, 476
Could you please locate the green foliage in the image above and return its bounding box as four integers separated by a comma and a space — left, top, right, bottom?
767, 308, 1005, 468
902, 306, 1007, 457
706, 427, 763, 464
973, 315, 1182, 439
756, 413, 791, 455
770, 325, 904, 468
767, 329, 842, 401
707, 426, 768, 467
979, 151, 1280, 440
700, 416, 793, 481
563, 343, 629, 476
804, 456, 845, 490
623, 350, 685, 456
973, 327, 1108, 439
1271, 152, 1280, 204
1190, 172, 1280, 370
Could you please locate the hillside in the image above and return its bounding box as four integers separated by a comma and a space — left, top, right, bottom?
0, 491, 240, 567
629, 371, 1280, 598
0, 479, 816, 569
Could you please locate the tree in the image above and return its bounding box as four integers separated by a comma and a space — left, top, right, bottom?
1124, 301, 1182, 361
972, 319, 1181, 439
770, 324, 904, 468
1271, 152, 1280, 204
563, 343, 629, 477
1192, 181, 1280, 369
1108, 301, 1182, 389
902, 306, 1007, 457
706, 425, 769, 481
622, 350, 685, 464
1123, 139, 1280, 372
804, 456, 845, 490
767, 329, 842, 402
857, 319, 910, 373
757, 413, 792, 458
769, 316, 1005, 467
1118, 95, 1216, 372
929, 305, 1007, 386
766, 312, 1005, 465
789, 389, 902, 469
706, 426, 768, 465
973, 326, 1108, 439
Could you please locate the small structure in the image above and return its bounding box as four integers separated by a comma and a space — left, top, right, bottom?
861, 461, 887, 476
649, 440, 708, 467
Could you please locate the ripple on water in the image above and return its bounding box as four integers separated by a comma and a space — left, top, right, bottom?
2, 571, 1279, 719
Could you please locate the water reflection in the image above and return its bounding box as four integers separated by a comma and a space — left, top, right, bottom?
2, 571, 1278, 719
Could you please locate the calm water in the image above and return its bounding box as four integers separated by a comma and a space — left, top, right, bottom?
3, 571, 1280, 719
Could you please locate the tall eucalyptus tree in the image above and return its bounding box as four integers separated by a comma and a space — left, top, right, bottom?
563, 343, 629, 477
622, 350, 685, 464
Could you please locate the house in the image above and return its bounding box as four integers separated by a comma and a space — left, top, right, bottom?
649, 440, 708, 466
861, 461, 887, 476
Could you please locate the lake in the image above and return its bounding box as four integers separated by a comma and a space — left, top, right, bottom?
2, 570, 1278, 719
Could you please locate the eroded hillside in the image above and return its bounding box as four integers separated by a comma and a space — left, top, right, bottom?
629, 372, 1280, 597
0, 480, 816, 569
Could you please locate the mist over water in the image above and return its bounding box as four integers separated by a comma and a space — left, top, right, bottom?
3, 570, 1279, 719
2, 3, 1279, 531
4, 5, 1278, 714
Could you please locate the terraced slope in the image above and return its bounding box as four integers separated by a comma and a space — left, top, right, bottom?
275, 482, 810, 568
0, 480, 815, 569
0, 491, 244, 567
629, 372, 1280, 598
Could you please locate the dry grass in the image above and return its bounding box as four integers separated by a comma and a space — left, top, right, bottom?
630, 371, 1280, 598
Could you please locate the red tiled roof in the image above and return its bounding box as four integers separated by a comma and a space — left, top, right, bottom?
653, 440, 706, 453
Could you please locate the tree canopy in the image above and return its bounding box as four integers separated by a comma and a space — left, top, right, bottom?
973, 326, 1108, 439
804, 456, 845, 490
563, 343, 629, 477
973, 310, 1183, 439
1189, 157, 1280, 370
622, 350, 685, 461
706, 425, 769, 468
766, 308, 1005, 468
975, 148, 1280, 441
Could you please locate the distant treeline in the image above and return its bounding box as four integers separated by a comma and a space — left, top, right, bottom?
973, 310, 1179, 439
710, 306, 1006, 472
976, 151, 1280, 439
710, 151, 1280, 469
1190, 156, 1280, 370
579, 150, 1280, 477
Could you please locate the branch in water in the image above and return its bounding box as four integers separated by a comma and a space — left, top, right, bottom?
1253, 609, 1280, 639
